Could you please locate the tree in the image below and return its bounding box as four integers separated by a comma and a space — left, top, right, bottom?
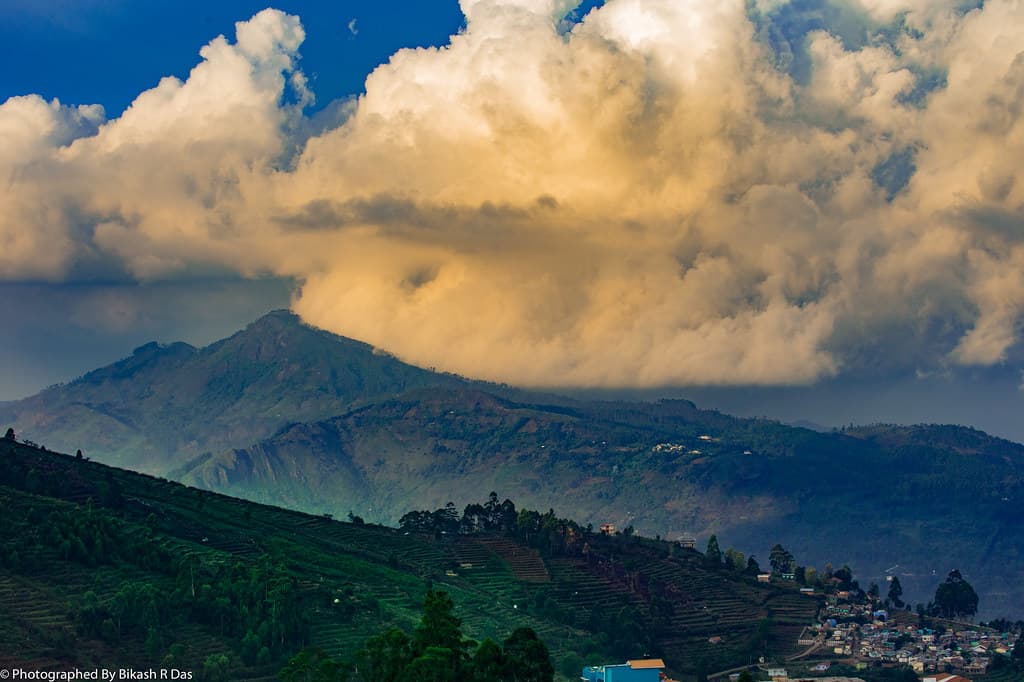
279, 648, 341, 682
411, 589, 469, 677
502, 627, 554, 682
203, 653, 232, 682
738, 672, 755, 682
868, 583, 880, 602
833, 565, 853, 588
887, 576, 905, 608
933, 570, 978, 619
358, 628, 411, 682
559, 653, 584, 681
472, 638, 505, 682
1012, 634, 1024, 670
745, 556, 761, 576
4, 427, 14, 440
432, 502, 460, 535
704, 535, 722, 568
805, 566, 818, 586
769, 544, 794, 574
399, 647, 458, 682
725, 548, 745, 572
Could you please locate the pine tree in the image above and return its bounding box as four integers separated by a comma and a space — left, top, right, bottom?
704, 535, 722, 568
887, 576, 905, 608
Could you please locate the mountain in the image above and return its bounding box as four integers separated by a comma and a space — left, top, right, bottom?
178, 386, 1024, 619
0, 438, 818, 681
0, 310, 463, 472
4, 311, 1024, 618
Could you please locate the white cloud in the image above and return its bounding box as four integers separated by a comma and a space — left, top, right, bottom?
2, 1, 1024, 386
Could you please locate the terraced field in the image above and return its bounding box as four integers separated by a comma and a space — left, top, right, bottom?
0, 439, 821, 681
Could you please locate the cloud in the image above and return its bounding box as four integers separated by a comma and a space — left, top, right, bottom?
348, 18, 358, 36
2, 1, 1024, 386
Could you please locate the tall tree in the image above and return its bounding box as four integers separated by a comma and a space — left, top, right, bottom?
868, 583, 880, 602
769, 544, 794, 574
412, 590, 466, 658
725, 548, 745, 572
502, 627, 554, 682
933, 569, 979, 619
357, 627, 412, 682
887, 576, 905, 608
705, 535, 722, 567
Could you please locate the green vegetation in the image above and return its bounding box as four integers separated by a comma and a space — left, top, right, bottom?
0, 438, 818, 680
932, 569, 979, 619
6, 310, 1024, 619
280, 589, 554, 682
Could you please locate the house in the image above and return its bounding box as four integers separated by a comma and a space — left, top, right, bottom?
766, 668, 787, 680
600, 523, 616, 535
921, 675, 972, 682
781, 572, 796, 581
757, 573, 772, 583
800, 587, 815, 595
581, 659, 665, 682
678, 535, 697, 549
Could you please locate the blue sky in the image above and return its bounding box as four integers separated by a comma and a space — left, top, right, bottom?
0, 0, 465, 115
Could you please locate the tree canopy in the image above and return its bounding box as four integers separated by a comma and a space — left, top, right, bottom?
933, 570, 978, 619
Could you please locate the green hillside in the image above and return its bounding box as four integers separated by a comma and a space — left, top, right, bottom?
4, 311, 1024, 620
0, 438, 817, 680
175, 386, 1024, 620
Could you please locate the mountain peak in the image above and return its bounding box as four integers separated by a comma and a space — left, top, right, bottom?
1, 309, 463, 472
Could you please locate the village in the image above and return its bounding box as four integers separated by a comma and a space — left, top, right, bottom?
799, 606, 1017, 675
755, 589, 1023, 682
579, 587, 1021, 682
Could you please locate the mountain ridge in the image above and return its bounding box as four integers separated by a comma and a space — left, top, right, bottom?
0, 309, 466, 471
3, 310, 1024, 618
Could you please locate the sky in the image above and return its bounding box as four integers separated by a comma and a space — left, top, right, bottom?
2, 0, 1024, 439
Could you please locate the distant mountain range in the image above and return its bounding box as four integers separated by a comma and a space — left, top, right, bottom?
3, 310, 1023, 618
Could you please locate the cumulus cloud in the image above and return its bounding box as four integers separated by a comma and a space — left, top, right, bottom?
2, 1, 1024, 386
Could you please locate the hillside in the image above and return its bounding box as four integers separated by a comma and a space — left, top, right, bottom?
178, 386, 1024, 620
4, 312, 1024, 619
0, 438, 815, 680
0, 310, 463, 472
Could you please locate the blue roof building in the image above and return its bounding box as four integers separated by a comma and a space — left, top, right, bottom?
582, 659, 665, 682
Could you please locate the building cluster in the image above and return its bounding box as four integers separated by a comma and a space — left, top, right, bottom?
799, 604, 1019, 678
856, 623, 1013, 676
